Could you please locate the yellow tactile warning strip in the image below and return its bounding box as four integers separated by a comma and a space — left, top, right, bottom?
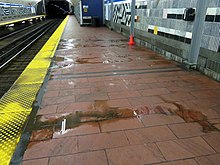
0, 15, 69, 165
0, 15, 46, 27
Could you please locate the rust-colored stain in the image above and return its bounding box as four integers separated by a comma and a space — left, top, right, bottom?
75, 57, 133, 64
131, 47, 146, 51
133, 101, 218, 133
148, 55, 160, 60
78, 100, 135, 121
36, 101, 219, 133
158, 97, 218, 133
154, 105, 174, 115
31, 99, 218, 146
172, 102, 218, 133
75, 57, 101, 64
93, 100, 134, 117
32, 100, 135, 143
134, 106, 152, 115
153, 60, 172, 65
30, 129, 53, 142
27, 141, 40, 149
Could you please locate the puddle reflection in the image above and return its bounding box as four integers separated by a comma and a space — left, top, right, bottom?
29, 100, 219, 149
57, 38, 129, 50
52, 56, 74, 69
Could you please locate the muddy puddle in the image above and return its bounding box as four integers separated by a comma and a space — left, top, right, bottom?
171, 102, 218, 132
134, 102, 218, 132
52, 56, 74, 69
75, 57, 101, 64
108, 39, 128, 42
147, 55, 160, 60
74, 57, 133, 65
57, 39, 79, 50
52, 55, 134, 66
153, 60, 172, 65
130, 46, 148, 51
30, 100, 136, 144
54, 56, 65, 62
57, 38, 128, 50
34, 100, 135, 130
30, 100, 219, 147
103, 59, 112, 64
67, 53, 161, 66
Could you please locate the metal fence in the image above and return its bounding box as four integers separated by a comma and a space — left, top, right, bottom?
0, 2, 36, 21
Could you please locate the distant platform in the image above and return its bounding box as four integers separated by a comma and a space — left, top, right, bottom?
0, 15, 46, 27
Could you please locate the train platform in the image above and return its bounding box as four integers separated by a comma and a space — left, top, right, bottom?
0, 15, 45, 27
21, 15, 220, 165
1, 15, 220, 164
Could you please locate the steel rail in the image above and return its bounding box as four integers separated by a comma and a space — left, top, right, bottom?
0, 20, 60, 70
0, 23, 38, 41
0, 20, 53, 54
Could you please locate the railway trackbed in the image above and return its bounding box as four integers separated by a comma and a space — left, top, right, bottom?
0, 19, 63, 98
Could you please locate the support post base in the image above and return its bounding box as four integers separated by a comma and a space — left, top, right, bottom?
182, 61, 197, 70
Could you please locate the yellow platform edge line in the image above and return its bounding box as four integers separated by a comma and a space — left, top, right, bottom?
0, 15, 69, 165
0, 15, 46, 26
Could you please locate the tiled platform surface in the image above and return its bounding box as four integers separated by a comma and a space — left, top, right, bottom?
22, 16, 220, 165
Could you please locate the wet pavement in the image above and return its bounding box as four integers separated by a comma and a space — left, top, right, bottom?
22, 16, 220, 165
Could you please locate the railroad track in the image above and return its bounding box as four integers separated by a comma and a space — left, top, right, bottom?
0, 19, 63, 98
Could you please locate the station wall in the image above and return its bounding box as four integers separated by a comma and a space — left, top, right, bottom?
104, 0, 220, 81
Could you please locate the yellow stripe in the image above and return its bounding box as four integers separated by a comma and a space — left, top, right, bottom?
0, 15, 69, 165
154, 26, 158, 35
0, 15, 46, 26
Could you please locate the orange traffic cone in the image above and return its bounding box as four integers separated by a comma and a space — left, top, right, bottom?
128, 35, 135, 45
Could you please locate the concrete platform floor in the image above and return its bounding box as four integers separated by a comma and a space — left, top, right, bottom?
22, 16, 220, 165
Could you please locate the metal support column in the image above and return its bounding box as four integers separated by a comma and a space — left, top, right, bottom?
110, 0, 113, 29
42, 0, 46, 15
130, 0, 136, 36
103, 0, 105, 25
0, 7, 2, 21
79, 1, 83, 25
187, 0, 209, 68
